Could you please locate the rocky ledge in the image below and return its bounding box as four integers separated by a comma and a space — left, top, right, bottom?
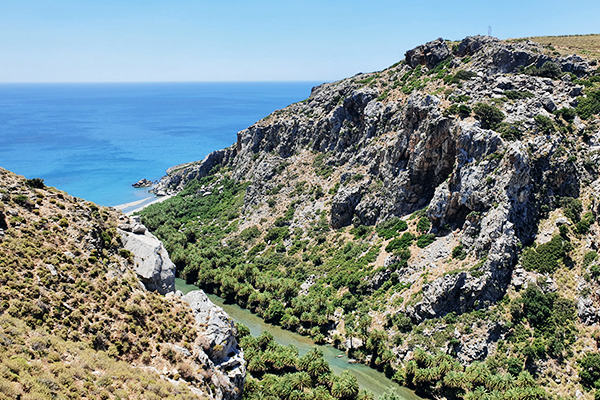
118, 215, 176, 295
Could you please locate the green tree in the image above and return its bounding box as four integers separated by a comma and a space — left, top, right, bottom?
473, 103, 505, 130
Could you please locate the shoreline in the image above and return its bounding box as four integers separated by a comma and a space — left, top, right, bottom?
113, 194, 173, 215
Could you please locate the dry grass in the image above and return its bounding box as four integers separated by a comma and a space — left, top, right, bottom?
519, 34, 600, 59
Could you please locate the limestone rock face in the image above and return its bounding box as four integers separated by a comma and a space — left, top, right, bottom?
119, 221, 175, 295
151, 36, 597, 325
151, 148, 236, 196
182, 290, 245, 400
405, 37, 450, 69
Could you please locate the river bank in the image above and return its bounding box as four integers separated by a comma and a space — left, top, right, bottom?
175, 278, 421, 400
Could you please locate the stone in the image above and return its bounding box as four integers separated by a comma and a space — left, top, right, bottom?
119, 225, 175, 295
404, 38, 451, 70
555, 217, 570, 226
330, 185, 362, 229
132, 224, 146, 235
132, 178, 153, 188
578, 297, 598, 325
117, 223, 132, 231
541, 96, 557, 112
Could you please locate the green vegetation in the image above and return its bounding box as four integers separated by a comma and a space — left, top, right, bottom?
576, 89, 600, 119
314, 153, 335, 178
473, 103, 505, 130
242, 329, 372, 400
534, 114, 555, 134
25, 177, 45, 189
521, 235, 571, 274
444, 104, 471, 118
443, 70, 477, 85
452, 245, 468, 260
376, 217, 408, 240
521, 61, 562, 79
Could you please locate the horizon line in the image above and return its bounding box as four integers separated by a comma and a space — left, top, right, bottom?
0, 79, 330, 85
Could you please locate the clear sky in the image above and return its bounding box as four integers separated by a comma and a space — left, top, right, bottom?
1, 0, 599, 83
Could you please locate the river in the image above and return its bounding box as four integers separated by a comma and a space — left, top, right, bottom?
175, 278, 421, 400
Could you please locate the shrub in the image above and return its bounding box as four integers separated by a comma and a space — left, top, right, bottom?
579, 353, 600, 389
349, 225, 371, 239
25, 178, 45, 189
554, 107, 577, 123
558, 197, 582, 223
584, 251, 598, 268
534, 115, 555, 134
376, 217, 408, 239
13, 195, 30, 206
452, 245, 467, 260
576, 90, 600, 120
240, 226, 261, 241
497, 123, 523, 141
521, 235, 569, 274
386, 232, 415, 253
444, 70, 477, 84
416, 217, 431, 233
264, 227, 290, 243
416, 234, 436, 248
473, 103, 505, 130
522, 61, 562, 79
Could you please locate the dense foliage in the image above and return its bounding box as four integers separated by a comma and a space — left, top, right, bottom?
240, 328, 372, 400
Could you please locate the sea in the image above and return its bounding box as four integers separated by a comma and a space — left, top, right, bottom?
0, 82, 319, 207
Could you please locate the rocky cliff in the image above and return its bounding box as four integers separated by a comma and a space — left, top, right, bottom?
144, 35, 600, 399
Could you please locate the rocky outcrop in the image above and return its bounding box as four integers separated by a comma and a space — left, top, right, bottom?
577, 297, 599, 325
405, 37, 450, 69
152, 36, 598, 324
119, 217, 175, 295
132, 178, 153, 188
151, 148, 236, 195
182, 290, 245, 400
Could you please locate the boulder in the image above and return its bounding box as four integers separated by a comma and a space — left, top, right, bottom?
132, 178, 153, 188
405, 38, 451, 69
119, 225, 175, 295
578, 297, 599, 325
330, 185, 362, 228
182, 290, 240, 362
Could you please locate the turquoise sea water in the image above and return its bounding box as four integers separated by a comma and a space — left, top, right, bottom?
0, 82, 318, 206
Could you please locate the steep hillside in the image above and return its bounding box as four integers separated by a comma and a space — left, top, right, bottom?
142, 35, 600, 399
0, 169, 245, 400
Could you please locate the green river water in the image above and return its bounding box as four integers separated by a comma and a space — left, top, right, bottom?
175, 278, 421, 400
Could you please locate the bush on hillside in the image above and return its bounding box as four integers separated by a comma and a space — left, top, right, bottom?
473, 103, 505, 130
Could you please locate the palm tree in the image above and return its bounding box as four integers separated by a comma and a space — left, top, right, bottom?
290, 372, 312, 391
307, 358, 331, 380
299, 348, 324, 371
331, 371, 359, 399
277, 377, 294, 400
248, 356, 267, 375
443, 371, 471, 391
413, 348, 432, 368
515, 371, 536, 388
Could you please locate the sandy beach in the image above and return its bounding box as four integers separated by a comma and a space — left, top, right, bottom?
113, 194, 173, 215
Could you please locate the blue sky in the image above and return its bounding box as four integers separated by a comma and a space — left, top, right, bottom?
1, 0, 598, 82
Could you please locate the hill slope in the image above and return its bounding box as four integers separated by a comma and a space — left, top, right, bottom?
0, 169, 245, 400
142, 35, 600, 399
